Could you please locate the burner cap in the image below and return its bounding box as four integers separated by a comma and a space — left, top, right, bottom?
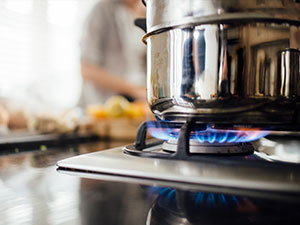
162, 139, 254, 154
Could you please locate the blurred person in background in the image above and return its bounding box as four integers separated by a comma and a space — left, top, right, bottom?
79, 0, 146, 107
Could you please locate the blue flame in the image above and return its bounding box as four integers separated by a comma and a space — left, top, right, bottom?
193, 192, 241, 208
167, 189, 176, 198
147, 187, 177, 204
147, 187, 242, 210
148, 128, 174, 140
195, 192, 205, 205
148, 123, 269, 144
194, 128, 269, 143
220, 194, 227, 204
147, 121, 180, 141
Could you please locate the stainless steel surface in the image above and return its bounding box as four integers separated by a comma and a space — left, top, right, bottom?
0, 141, 151, 225
162, 139, 254, 154
57, 169, 300, 203
143, 0, 300, 126
146, 22, 300, 125
144, 0, 300, 32
279, 49, 300, 97
57, 139, 300, 192
255, 137, 300, 163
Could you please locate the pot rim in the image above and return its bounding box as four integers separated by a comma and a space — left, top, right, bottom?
142, 12, 300, 43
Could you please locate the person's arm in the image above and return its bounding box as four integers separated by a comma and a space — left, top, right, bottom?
81, 61, 146, 100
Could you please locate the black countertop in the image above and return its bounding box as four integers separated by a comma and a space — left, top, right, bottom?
0, 140, 299, 225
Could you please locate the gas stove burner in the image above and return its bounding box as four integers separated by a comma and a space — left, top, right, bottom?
162, 139, 254, 154
123, 121, 264, 160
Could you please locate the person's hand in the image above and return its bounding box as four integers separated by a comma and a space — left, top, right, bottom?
129, 86, 146, 101
123, 0, 145, 18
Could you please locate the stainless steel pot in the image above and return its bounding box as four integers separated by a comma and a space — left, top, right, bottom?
143, 0, 300, 32
143, 0, 300, 129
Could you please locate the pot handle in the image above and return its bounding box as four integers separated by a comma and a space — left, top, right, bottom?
134, 18, 146, 32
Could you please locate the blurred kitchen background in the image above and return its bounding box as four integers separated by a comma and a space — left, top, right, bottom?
0, 0, 97, 109
0, 0, 150, 137
0, 2, 150, 224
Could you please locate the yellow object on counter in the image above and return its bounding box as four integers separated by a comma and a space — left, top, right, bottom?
125, 102, 145, 119
85, 96, 155, 140
86, 105, 108, 119
104, 95, 130, 118
86, 95, 149, 120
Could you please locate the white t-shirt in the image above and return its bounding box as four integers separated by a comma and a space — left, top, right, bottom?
79, 0, 146, 106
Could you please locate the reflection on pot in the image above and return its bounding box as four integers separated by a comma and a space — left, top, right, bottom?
146, 23, 300, 127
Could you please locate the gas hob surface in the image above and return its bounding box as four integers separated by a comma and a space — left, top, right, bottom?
57, 137, 300, 195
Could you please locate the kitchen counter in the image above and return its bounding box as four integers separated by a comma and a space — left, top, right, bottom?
0, 141, 152, 225
0, 140, 299, 225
